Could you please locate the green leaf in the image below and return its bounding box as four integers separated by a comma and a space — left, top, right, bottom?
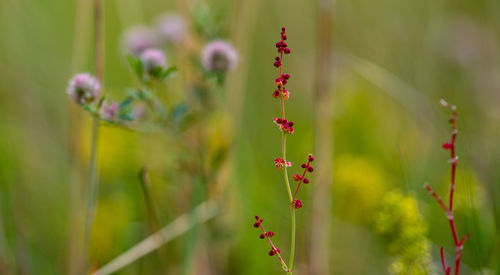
151, 67, 163, 79
125, 88, 142, 99
170, 102, 187, 121
126, 54, 143, 80
82, 104, 92, 112
119, 110, 135, 121
160, 66, 177, 80
119, 97, 134, 110
97, 95, 106, 109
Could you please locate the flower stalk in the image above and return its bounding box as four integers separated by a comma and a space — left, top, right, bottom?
425, 99, 470, 275
254, 27, 314, 275
84, 0, 103, 267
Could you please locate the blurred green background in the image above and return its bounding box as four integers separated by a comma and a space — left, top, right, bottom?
1, 0, 499, 274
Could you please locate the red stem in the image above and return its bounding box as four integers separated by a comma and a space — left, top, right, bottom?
427, 103, 469, 275
292, 160, 311, 200
279, 44, 285, 119
440, 247, 449, 275
424, 183, 448, 211
258, 222, 286, 268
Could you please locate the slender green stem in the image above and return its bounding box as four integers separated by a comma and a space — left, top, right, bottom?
281, 132, 295, 274
84, 116, 99, 257
282, 133, 293, 202
288, 207, 296, 274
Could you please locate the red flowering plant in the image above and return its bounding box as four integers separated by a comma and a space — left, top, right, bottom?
425, 100, 470, 275
253, 27, 314, 274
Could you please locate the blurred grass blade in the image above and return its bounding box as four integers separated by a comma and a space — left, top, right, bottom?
91, 200, 218, 275
309, 0, 334, 274
341, 52, 435, 124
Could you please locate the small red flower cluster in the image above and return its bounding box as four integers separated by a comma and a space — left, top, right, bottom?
274, 157, 291, 170
272, 118, 294, 134
253, 216, 282, 257
272, 27, 291, 101
291, 154, 314, 209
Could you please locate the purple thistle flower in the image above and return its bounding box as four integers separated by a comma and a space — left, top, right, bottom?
67, 73, 101, 105
122, 26, 158, 55
202, 40, 238, 73
100, 100, 119, 120
155, 13, 188, 44
140, 48, 167, 74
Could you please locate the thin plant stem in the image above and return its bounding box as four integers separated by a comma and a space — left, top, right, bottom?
139, 167, 169, 272
425, 101, 470, 275
84, 0, 103, 269
139, 167, 161, 231
278, 32, 294, 274
282, 132, 293, 202
257, 218, 288, 271
309, 1, 334, 273
288, 207, 295, 274
91, 200, 218, 275
84, 116, 99, 260
281, 131, 294, 274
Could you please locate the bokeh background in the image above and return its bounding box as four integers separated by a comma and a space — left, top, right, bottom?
1, 0, 500, 274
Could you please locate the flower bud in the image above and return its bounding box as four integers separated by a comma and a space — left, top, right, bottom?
155, 13, 188, 44
293, 199, 302, 209
67, 73, 101, 105
202, 40, 238, 73
100, 100, 119, 120
308, 154, 314, 162
140, 48, 167, 74
122, 26, 158, 55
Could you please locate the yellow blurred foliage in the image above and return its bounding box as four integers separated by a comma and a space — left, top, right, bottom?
334, 154, 389, 224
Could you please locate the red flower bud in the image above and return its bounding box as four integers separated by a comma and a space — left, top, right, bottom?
283, 90, 290, 100
442, 142, 453, 150
303, 178, 309, 184
308, 166, 314, 172
260, 233, 265, 239
308, 154, 314, 162
293, 199, 302, 209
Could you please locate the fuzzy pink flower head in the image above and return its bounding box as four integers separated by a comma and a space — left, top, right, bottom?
155, 13, 188, 44
202, 40, 238, 73
140, 48, 167, 73
67, 73, 101, 105
100, 100, 119, 120
122, 26, 158, 55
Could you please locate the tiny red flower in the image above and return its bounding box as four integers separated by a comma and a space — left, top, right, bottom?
292, 199, 302, 209
274, 158, 291, 170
